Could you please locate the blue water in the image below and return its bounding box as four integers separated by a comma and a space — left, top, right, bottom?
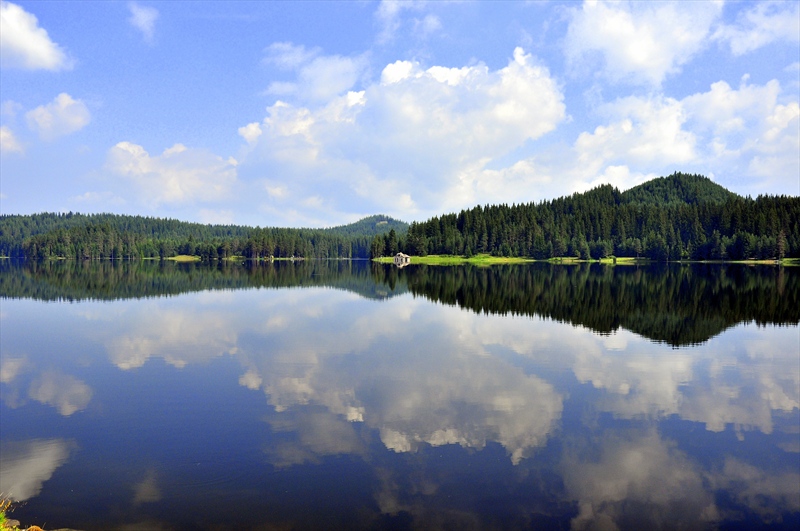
1, 265, 798, 530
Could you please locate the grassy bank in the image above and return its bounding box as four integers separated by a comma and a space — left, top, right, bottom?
374, 254, 797, 266
374, 254, 533, 266
374, 254, 649, 266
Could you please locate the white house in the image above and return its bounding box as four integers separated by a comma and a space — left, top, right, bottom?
393, 252, 411, 266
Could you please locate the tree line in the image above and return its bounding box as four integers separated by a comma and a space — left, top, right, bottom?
0, 212, 407, 260
372, 173, 799, 261
2, 173, 797, 262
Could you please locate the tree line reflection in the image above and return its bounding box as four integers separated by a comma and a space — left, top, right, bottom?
385, 263, 799, 346
0, 259, 405, 302
2, 260, 797, 345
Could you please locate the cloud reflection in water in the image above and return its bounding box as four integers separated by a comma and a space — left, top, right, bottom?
69, 287, 799, 462
1, 278, 797, 529
0, 439, 74, 502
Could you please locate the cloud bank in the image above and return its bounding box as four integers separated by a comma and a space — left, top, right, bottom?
106, 142, 238, 207
241, 47, 565, 223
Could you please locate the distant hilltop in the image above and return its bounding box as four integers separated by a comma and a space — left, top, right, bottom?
320, 214, 409, 238
621, 173, 739, 205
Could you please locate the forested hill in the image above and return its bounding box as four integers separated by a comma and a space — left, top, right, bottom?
3, 172, 798, 262
389, 172, 799, 261
322, 215, 408, 237
621, 173, 737, 205
0, 212, 407, 260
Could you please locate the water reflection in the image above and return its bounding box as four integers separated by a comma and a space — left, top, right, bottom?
264, 409, 367, 467
562, 428, 717, 530
0, 262, 798, 529
27, 371, 93, 416
399, 263, 799, 346
106, 296, 239, 370
0, 439, 74, 501
3, 260, 797, 346
710, 457, 800, 523
132, 468, 162, 505
1, 356, 93, 416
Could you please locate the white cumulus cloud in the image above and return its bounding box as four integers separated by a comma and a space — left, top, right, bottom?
414, 13, 441, 38
238, 122, 262, 145
577, 95, 697, 168
0, 125, 23, 154
25, 93, 91, 140
478, 76, 799, 200
264, 42, 320, 69
0, 1, 72, 70
241, 47, 565, 223
714, 1, 800, 56
264, 42, 368, 102
128, 2, 159, 44
565, 0, 722, 86
375, 0, 408, 43
375, 0, 433, 44
106, 141, 238, 206
682, 78, 800, 192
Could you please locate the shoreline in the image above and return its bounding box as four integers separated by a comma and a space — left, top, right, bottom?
373, 254, 800, 266
1, 255, 797, 266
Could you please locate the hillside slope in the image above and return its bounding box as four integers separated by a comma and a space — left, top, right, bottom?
399, 172, 799, 260
0, 213, 408, 259
323, 215, 408, 237
622, 172, 739, 205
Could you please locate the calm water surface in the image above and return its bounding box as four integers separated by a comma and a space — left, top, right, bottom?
1, 261, 798, 530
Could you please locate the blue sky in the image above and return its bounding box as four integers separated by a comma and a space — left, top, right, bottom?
1, 1, 798, 227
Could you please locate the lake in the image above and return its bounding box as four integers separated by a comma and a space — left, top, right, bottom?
1, 260, 798, 530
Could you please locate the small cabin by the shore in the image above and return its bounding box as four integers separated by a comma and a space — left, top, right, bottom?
393, 252, 410, 266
